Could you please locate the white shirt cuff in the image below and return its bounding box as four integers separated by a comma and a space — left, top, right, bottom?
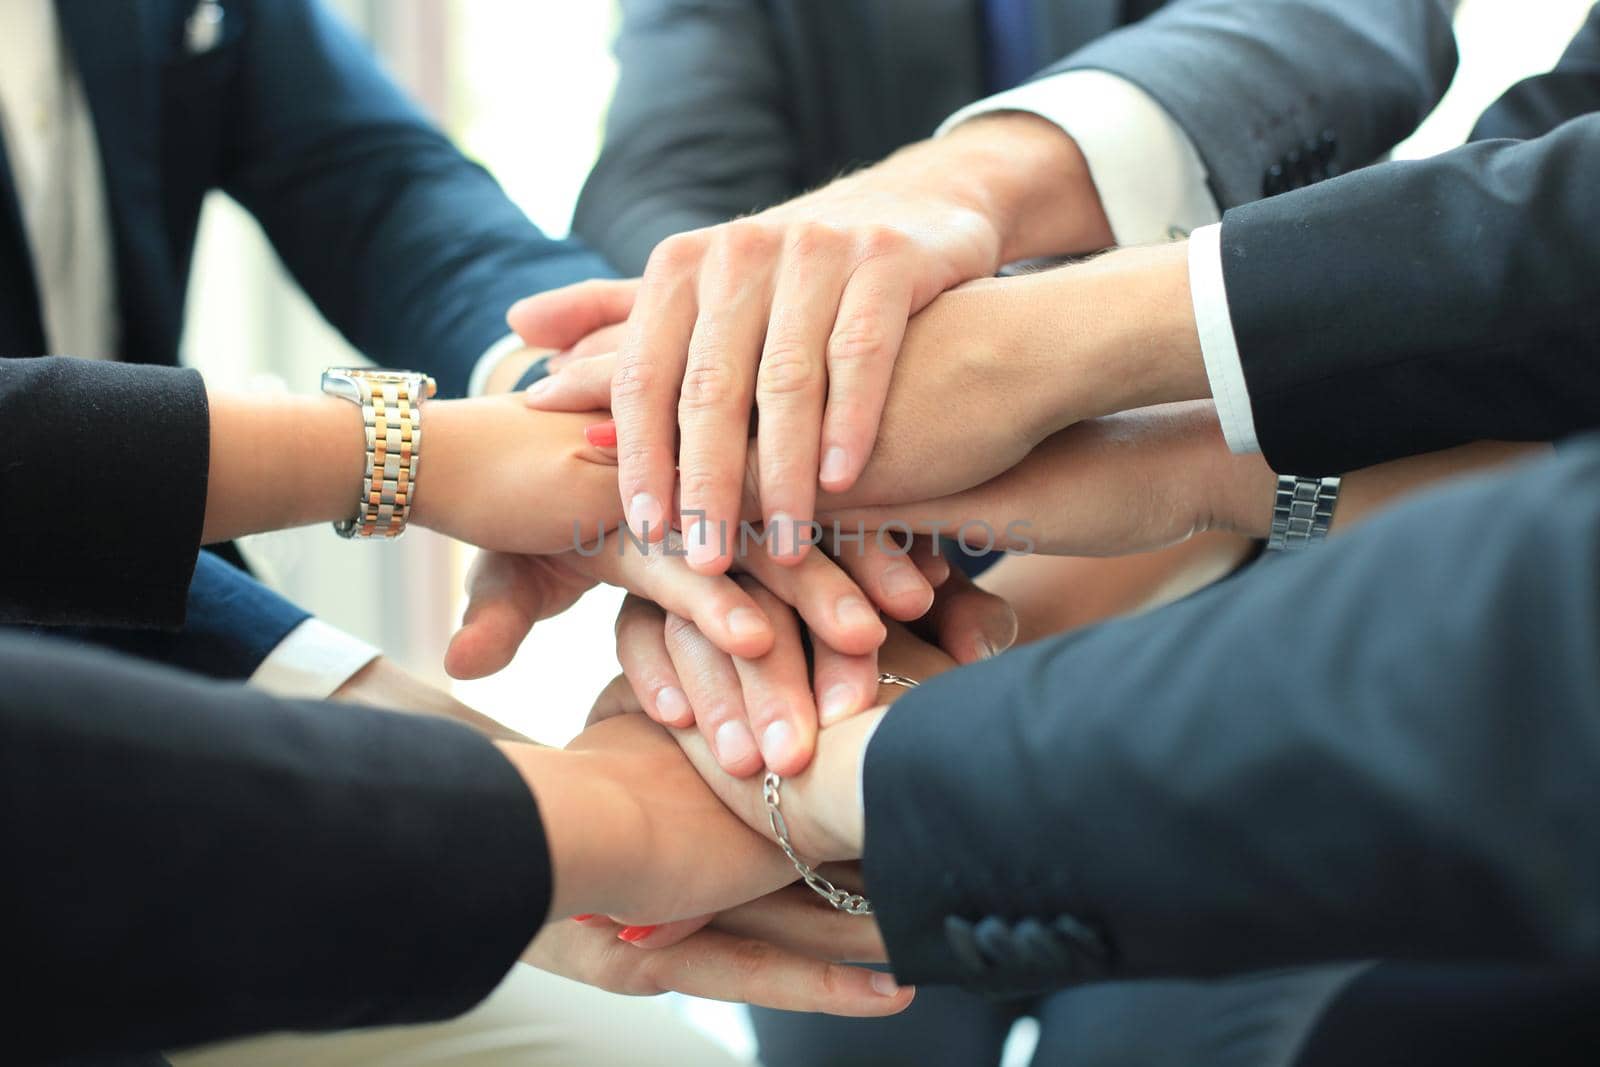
467, 332, 529, 397
248, 618, 380, 700
1189, 223, 1260, 455
939, 69, 1220, 247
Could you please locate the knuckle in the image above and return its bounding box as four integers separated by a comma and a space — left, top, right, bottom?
679, 361, 739, 414
827, 321, 891, 366
728, 937, 774, 984
645, 231, 708, 278
855, 224, 909, 261
757, 341, 826, 399
785, 220, 846, 259
714, 219, 779, 265
609, 356, 661, 407
676, 466, 729, 510
662, 611, 701, 646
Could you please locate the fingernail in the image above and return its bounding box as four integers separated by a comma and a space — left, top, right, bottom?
584, 421, 618, 448
617, 925, 657, 943
655, 686, 691, 725
571, 914, 595, 922
871, 972, 900, 996
820, 446, 851, 486
975, 639, 997, 661
835, 595, 879, 632
879, 562, 924, 599
715, 720, 758, 767
726, 607, 768, 640
819, 683, 860, 726
685, 519, 721, 569
629, 493, 663, 539
768, 511, 799, 557
761, 720, 796, 766
524, 376, 554, 398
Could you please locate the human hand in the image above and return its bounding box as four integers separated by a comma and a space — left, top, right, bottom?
609, 560, 1003, 776
407, 397, 620, 554
497, 712, 798, 926
524, 242, 1215, 527
445, 516, 945, 681
526, 885, 911, 1016
516, 116, 1109, 573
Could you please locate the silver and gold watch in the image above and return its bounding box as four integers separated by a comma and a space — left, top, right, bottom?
320, 367, 437, 539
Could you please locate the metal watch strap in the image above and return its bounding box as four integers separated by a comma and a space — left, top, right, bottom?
322, 369, 434, 539
1267, 475, 1342, 551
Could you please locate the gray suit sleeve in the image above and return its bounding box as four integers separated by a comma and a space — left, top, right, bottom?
863, 438, 1600, 990
1047, 0, 1460, 209
573, 0, 800, 274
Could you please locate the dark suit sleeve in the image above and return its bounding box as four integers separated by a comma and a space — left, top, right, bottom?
1220, 113, 1600, 473
3, 634, 549, 1064
1471, 7, 1600, 142
30, 551, 312, 680
1046, 0, 1458, 208
863, 438, 1600, 991
0, 357, 208, 629
220, 0, 615, 397
572, 0, 799, 274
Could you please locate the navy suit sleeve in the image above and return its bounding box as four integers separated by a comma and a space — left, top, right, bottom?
864, 438, 1600, 991
1221, 113, 1600, 473
30, 552, 310, 680
220, 0, 615, 397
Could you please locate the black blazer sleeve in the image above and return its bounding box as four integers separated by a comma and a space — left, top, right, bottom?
2, 634, 550, 1064
1220, 110, 1600, 473
862, 437, 1600, 992
0, 357, 208, 629
572, 0, 800, 274
219, 0, 615, 396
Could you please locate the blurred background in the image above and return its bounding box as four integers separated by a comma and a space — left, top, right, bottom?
181, 2, 1598, 1057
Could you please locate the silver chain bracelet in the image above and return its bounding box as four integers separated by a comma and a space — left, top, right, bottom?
762, 672, 920, 915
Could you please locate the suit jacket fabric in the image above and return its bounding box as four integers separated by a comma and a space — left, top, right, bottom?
1, 633, 549, 1064
0, 0, 613, 396
573, 0, 1455, 273
35, 551, 311, 680
863, 436, 1600, 992
1047, 0, 1459, 210
0, 357, 208, 629
575, 0, 1169, 273
1222, 104, 1600, 470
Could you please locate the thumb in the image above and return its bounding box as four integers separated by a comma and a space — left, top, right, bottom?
508, 278, 639, 350
444, 553, 541, 679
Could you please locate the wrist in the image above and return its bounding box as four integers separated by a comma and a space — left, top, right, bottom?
496, 743, 642, 920
1020, 243, 1212, 439
781, 706, 885, 861
941, 112, 1112, 262
203, 391, 364, 543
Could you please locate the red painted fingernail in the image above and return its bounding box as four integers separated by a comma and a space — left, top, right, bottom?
585, 421, 618, 448
617, 925, 657, 943
571, 914, 595, 922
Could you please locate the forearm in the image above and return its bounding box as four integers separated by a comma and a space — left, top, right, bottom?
203, 389, 620, 551
202, 391, 363, 544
